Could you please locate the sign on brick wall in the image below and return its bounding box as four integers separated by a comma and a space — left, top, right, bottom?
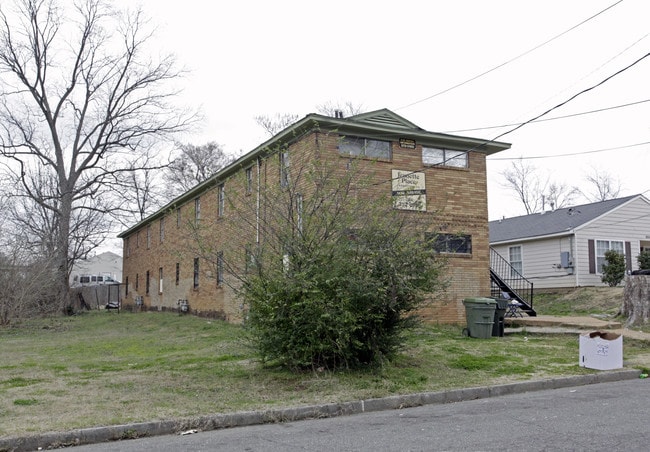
391, 169, 426, 211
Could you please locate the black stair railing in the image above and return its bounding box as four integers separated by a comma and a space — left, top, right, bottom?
490, 247, 535, 315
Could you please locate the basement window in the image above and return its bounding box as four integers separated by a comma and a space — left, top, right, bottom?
427, 233, 472, 255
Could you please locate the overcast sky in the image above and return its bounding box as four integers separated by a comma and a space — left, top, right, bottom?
131, 0, 649, 220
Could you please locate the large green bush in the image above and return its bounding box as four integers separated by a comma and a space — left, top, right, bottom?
237, 158, 447, 370
601, 249, 625, 287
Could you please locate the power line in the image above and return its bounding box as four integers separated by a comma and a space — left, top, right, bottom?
489, 140, 650, 161
395, 0, 624, 110
489, 50, 650, 143
444, 98, 650, 133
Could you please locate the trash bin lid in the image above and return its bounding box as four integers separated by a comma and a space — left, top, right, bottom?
463, 297, 496, 305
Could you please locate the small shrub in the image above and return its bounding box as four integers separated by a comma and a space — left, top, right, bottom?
637, 250, 650, 270
601, 249, 625, 287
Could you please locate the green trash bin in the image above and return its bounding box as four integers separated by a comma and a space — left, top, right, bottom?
463, 297, 497, 339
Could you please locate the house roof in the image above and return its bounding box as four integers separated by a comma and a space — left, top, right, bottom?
489, 195, 642, 244
118, 108, 511, 238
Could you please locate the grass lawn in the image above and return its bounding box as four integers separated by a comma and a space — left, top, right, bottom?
1, 309, 649, 438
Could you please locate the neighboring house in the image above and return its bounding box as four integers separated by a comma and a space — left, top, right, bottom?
489, 194, 650, 291
118, 109, 511, 324
70, 251, 123, 287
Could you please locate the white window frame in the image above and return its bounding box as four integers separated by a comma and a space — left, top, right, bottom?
596, 239, 624, 274
509, 245, 523, 277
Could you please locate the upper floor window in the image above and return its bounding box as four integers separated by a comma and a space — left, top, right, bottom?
246, 167, 253, 194
194, 197, 201, 226
339, 136, 391, 160
280, 151, 290, 188
146, 225, 151, 249
422, 147, 467, 168
159, 218, 165, 243
427, 233, 472, 255
218, 183, 225, 217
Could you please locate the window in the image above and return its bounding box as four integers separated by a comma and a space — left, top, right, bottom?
159, 218, 165, 243
280, 150, 290, 187
193, 258, 199, 289
125, 276, 129, 296
135, 273, 139, 290
80, 275, 90, 284
427, 233, 472, 254
176, 207, 181, 227
422, 147, 467, 168
194, 197, 201, 226
145, 270, 150, 295
175, 263, 180, 285
509, 246, 523, 277
596, 240, 624, 273
296, 194, 303, 233
339, 136, 391, 159
246, 167, 253, 194
146, 225, 151, 249
159, 267, 163, 294
217, 251, 224, 286
218, 183, 225, 217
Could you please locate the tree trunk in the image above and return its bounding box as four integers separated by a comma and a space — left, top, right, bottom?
56, 191, 73, 312
622, 275, 650, 326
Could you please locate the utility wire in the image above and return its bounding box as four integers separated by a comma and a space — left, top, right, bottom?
489, 140, 650, 161
396, 0, 624, 110
489, 51, 650, 143
445, 98, 650, 133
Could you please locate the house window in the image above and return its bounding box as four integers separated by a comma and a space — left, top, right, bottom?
280, 151, 290, 188
135, 273, 139, 290
339, 136, 391, 159
159, 218, 165, 243
159, 267, 163, 294
125, 276, 129, 296
193, 258, 199, 289
217, 251, 224, 286
246, 167, 253, 194
596, 240, 624, 273
176, 207, 181, 227
146, 225, 151, 249
509, 246, 523, 277
194, 197, 201, 226
175, 263, 180, 285
422, 147, 468, 168
218, 183, 225, 217
428, 233, 472, 254
145, 270, 150, 295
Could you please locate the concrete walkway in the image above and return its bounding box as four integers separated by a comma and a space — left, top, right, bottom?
505, 314, 650, 341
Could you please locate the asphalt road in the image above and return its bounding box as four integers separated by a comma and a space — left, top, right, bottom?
71, 378, 649, 451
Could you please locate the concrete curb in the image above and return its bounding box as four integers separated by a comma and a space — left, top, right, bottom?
0, 368, 641, 452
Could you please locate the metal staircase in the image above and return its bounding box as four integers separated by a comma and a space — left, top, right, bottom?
490, 247, 536, 316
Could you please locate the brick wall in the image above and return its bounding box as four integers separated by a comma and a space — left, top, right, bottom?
122, 129, 491, 325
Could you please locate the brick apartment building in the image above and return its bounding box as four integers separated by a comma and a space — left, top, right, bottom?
118, 109, 510, 323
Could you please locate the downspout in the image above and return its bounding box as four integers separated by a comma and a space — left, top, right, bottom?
256, 156, 261, 245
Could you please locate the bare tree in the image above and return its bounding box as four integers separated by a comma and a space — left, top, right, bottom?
0, 0, 194, 309
583, 167, 622, 202
315, 100, 364, 118
254, 113, 300, 137
165, 141, 234, 198
501, 159, 579, 214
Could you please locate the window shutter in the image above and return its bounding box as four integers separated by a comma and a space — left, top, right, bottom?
625, 241, 632, 272
588, 240, 596, 274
